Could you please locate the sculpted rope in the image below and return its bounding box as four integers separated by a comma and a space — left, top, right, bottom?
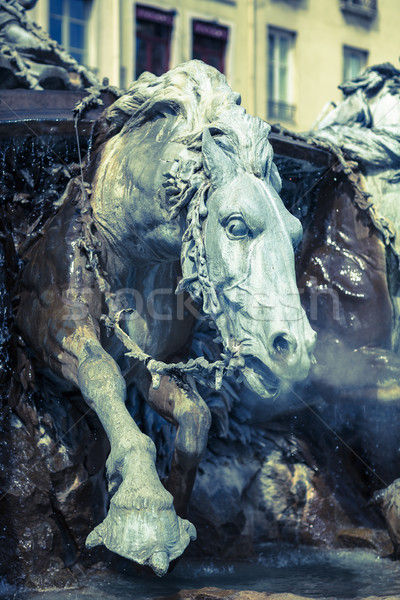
74, 178, 236, 391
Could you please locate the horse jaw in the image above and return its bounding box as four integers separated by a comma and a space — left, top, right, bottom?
240, 357, 282, 399
212, 308, 314, 400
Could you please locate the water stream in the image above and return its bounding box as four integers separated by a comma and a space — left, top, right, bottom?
1, 546, 400, 600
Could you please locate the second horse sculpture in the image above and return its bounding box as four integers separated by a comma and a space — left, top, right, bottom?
16, 61, 315, 575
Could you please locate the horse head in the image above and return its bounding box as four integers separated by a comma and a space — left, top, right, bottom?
178, 108, 316, 398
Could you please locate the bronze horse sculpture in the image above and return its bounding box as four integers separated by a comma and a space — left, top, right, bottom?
15, 61, 315, 575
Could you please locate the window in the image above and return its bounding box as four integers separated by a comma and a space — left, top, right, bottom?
49, 0, 91, 64
340, 0, 377, 19
268, 28, 296, 123
343, 46, 368, 82
135, 5, 174, 79
192, 20, 229, 74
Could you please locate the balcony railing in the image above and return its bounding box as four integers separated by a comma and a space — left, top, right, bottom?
340, 0, 377, 18
268, 100, 296, 124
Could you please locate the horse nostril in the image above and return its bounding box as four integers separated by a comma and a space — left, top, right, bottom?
271, 333, 297, 359
273, 335, 289, 355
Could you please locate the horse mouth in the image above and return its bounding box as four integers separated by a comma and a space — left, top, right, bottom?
241, 356, 281, 399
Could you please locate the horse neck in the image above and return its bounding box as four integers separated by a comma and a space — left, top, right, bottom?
89, 133, 188, 284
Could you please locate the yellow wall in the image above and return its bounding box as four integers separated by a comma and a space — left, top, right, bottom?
30, 0, 400, 131
255, 0, 400, 130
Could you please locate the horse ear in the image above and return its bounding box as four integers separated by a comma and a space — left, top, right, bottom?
202, 128, 234, 185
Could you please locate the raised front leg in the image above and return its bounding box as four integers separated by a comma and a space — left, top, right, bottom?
63, 330, 196, 576
146, 374, 211, 518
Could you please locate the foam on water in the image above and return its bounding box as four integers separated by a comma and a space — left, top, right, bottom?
3, 546, 400, 600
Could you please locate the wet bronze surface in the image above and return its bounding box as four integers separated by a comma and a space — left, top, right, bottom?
1, 87, 400, 586
297, 165, 398, 399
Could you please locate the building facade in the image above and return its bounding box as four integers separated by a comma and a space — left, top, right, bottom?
30, 0, 400, 131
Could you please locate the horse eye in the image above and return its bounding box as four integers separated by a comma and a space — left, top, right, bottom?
226, 217, 249, 240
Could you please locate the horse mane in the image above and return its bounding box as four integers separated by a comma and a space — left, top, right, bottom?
102, 60, 241, 135
97, 60, 273, 208
95, 60, 274, 200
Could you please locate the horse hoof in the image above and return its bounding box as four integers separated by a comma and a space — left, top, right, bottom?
148, 551, 169, 576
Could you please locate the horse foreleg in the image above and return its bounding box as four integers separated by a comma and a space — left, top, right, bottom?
62, 328, 195, 575
146, 374, 211, 517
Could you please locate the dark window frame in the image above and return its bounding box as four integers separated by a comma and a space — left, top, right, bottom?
49, 0, 90, 64
135, 4, 174, 78
267, 27, 296, 124
192, 19, 229, 74
342, 45, 368, 82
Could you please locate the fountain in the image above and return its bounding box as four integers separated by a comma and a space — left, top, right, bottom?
1, 5, 400, 599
